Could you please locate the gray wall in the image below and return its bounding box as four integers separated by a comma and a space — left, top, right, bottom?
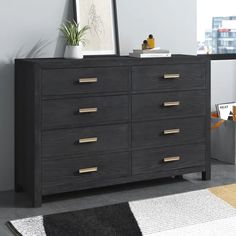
0, 0, 234, 191
117, 0, 196, 55
211, 60, 236, 111
0, 0, 73, 191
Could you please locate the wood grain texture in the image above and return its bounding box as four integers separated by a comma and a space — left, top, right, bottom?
132, 117, 206, 148
42, 67, 129, 96
43, 95, 129, 129
132, 143, 205, 175
15, 61, 42, 207
132, 63, 206, 92
42, 124, 129, 157
42, 152, 130, 195
132, 90, 206, 121
17, 55, 209, 68
15, 55, 211, 206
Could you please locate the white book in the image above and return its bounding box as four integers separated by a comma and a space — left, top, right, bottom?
216, 102, 236, 120
133, 48, 169, 54
129, 52, 171, 58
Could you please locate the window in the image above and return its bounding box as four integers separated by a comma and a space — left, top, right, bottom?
197, 0, 236, 59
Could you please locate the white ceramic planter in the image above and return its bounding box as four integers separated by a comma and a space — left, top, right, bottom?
64, 45, 83, 59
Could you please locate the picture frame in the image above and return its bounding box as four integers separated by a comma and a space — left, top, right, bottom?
74, 0, 120, 56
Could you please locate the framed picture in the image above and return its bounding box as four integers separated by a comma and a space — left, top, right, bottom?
74, 0, 120, 56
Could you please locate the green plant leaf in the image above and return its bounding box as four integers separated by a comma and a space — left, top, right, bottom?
59, 20, 90, 46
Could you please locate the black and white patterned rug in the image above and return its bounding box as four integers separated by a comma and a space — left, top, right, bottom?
7, 186, 236, 236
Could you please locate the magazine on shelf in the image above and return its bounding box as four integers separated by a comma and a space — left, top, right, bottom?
216, 102, 236, 120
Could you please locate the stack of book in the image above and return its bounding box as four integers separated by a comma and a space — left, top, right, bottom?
129, 48, 171, 58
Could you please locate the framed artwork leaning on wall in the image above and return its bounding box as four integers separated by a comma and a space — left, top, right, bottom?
74, 0, 120, 56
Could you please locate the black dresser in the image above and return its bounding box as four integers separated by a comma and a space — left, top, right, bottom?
15, 55, 211, 207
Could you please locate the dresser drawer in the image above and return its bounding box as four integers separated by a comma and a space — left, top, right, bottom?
42, 152, 130, 194
132, 90, 206, 121
132, 117, 205, 148
42, 124, 129, 157
132, 64, 205, 91
42, 67, 129, 96
133, 143, 205, 175
43, 95, 129, 129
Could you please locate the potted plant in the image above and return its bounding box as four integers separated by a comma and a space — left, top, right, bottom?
59, 20, 89, 59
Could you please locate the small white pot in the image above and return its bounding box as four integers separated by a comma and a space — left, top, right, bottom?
64, 45, 83, 59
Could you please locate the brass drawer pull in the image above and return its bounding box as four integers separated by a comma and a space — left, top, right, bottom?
163, 101, 180, 107
163, 128, 180, 135
74, 137, 98, 145
79, 108, 98, 113
79, 167, 98, 174
163, 156, 180, 163
79, 78, 98, 83
78, 137, 98, 144
164, 74, 180, 79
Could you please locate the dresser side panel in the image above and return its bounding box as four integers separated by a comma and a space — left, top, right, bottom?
15, 60, 42, 206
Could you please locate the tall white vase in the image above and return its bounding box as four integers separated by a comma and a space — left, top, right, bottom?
64, 45, 83, 59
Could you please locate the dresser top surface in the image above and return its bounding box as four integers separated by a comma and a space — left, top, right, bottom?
15, 55, 210, 69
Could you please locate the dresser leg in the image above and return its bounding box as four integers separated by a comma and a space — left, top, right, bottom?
174, 175, 183, 180
15, 184, 23, 193
32, 195, 42, 208
202, 171, 211, 180
15, 170, 23, 192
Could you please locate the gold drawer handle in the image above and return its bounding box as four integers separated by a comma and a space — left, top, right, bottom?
163, 101, 180, 107
164, 74, 180, 79
163, 128, 180, 135
79, 108, 98, 113
79, 137, 98, 144
163, 156, 180, 163
79, 78, 98, 83
79, 167, 98, 174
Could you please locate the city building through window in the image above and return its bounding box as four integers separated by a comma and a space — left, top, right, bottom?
197, 0, 236, 55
